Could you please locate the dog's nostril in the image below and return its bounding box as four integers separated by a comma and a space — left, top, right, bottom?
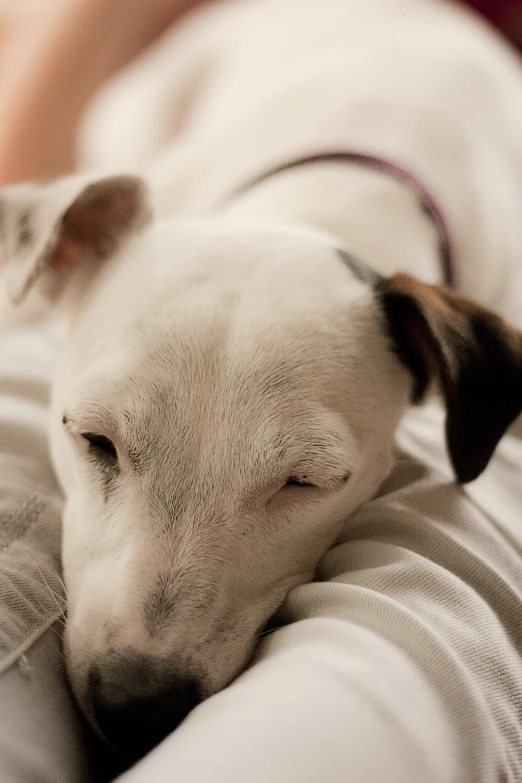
90, 652, 201, 757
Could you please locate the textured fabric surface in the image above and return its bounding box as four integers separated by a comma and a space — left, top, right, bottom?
0, 321, 91, 783
118, 405, 522, 783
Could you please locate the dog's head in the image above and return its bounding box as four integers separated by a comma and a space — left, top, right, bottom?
3, 174, 522, 757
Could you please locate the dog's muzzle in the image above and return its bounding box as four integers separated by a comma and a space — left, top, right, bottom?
89, 650, 201, 757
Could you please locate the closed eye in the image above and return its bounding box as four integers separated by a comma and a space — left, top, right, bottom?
62, 415, 120, 485
277, 470, 351, 498
81, 432, 118, 462
285, 475, 316, 488
289, 468, 352, 490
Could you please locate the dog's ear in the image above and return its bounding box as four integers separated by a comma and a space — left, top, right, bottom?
377, 273, 522, 483
0, 174, 151, 304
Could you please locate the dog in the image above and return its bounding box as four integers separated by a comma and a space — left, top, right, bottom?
3, 0, 522, 761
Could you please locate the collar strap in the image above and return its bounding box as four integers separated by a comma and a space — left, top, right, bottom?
229, 152, 454, 288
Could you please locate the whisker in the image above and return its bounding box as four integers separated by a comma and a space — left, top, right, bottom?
31, 564, 68, 619
257, 623, 286, 640
51, 570, 69, 600
46, 625, 67, 660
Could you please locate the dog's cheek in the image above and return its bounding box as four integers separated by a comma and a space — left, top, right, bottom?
60, 494, 108, 606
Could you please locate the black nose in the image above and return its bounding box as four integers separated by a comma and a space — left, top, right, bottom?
90, 651, 201, 757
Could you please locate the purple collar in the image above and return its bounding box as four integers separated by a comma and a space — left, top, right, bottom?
231, 152, 454, 288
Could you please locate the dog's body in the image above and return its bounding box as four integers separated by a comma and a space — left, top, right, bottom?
81, 0, 522, 313
3, 0, 522, 759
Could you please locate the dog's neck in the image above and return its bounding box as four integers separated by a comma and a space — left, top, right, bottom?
218, 161, 445, 285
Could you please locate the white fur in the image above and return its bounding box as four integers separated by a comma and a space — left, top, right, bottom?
51, 220, 408, 716
4, 0, 522, 743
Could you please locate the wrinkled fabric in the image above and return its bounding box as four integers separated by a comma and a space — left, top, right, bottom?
0, 322, 91, 783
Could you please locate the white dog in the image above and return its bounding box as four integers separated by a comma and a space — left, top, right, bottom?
3, 0, 522, 760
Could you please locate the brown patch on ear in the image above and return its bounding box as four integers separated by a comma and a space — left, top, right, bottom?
2, 174, 151, 305
55, 176, 149, 267
50, 237, 86, 272
377, 273, 522, 483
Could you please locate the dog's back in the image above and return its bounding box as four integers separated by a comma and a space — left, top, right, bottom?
79, 0, 522, 321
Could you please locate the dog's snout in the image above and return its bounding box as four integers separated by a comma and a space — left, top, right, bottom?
90, 651, 201, 757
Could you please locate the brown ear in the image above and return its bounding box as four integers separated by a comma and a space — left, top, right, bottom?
0, 174, 151, 304
377, 273, 522, 483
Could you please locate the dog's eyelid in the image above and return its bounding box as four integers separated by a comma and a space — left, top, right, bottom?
284, 469, 352, 491
286, 475, 316, 487
63, 413, 120, 461
62, 412, 76, 430
62, 406, 119, 437
82, 432, 117, 451
318, 470, 352, 490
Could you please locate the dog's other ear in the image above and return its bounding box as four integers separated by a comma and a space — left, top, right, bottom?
377, 273, 522, 483
0, 174, 151, 304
